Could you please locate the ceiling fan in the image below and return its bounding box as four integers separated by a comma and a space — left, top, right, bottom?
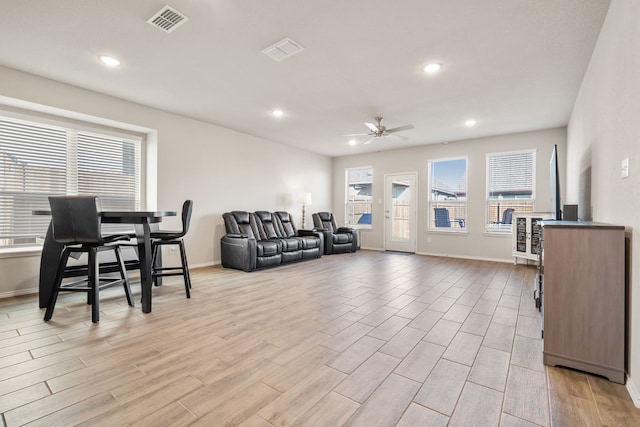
346, 117, 414, 145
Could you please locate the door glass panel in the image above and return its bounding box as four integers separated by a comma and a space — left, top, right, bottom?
391, 180, 410, 241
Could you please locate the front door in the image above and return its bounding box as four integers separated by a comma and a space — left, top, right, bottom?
384, 173, 417, 253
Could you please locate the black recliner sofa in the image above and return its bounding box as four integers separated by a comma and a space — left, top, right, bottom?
312, 212, 358, 254
220, 211, 322, 272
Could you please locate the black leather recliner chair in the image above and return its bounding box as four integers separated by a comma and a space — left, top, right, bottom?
274, 211, 324, 259
221, 211, 280, 271
255, 211, 303, 264
220, 211, 322, 272
312, 212, 358, 254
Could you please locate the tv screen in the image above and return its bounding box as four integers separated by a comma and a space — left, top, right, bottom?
550, 144, 562, 220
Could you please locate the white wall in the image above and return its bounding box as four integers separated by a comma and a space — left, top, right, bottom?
0, 66, 332, 297
566, 0, 640, 405
333, 127, 566, 261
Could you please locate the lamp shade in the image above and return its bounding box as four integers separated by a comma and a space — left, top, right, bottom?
298, 192, 312, 205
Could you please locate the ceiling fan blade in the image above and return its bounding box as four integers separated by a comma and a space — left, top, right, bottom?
386, 124, 414, 133
363, 137, 377, 145
365, 122, 379, 132
387, 133, 408, 140
344, 133, 370, 136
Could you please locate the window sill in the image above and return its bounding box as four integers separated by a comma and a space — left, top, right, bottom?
349, 224, 372, 230
483, 231, 512, 238
427, 229, 469, 236
0, 246, 43, 259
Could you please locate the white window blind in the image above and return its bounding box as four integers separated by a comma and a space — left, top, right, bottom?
0, 116, 141, 248
486, 150, 535, 232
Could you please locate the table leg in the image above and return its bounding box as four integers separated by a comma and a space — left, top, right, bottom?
135, 220, 153, 313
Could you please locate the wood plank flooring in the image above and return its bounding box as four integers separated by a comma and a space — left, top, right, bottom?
1, 250, 639, 426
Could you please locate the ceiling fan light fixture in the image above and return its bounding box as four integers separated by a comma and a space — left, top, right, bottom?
355, 116, 413, 144
422, 63, 442, 74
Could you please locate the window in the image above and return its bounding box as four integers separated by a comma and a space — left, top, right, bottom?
0, 115, 142, 249
486, 150, 535, 232
345, 166, 372, 226
428, 157, 467, 230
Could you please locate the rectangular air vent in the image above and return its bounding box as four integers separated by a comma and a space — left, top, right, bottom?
261, 37, 304, 61
147, 5, 189, 33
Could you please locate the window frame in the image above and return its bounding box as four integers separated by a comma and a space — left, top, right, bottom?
345, 166, 373, 228
0, 109, 145, 251
428, 156, 468, 233
485, 149, 536, 234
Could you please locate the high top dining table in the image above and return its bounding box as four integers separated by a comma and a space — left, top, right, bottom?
36, 210, 176, 314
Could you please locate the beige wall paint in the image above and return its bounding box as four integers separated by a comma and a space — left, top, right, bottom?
566, 0, 639, 404
333, 128, 566, 260
0, 66, 332, 297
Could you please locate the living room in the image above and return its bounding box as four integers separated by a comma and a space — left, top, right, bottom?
0, 0, 639, 424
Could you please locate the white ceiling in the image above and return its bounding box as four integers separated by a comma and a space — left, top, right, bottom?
0, 0, 611, 157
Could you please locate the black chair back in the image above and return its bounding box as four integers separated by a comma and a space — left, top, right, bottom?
254, 211, 279, 240
313, 212, 337, 232
502, 208, 515, 225
434, 208, 453, 228
149, 200, 193, 297
223, 211, 259, 239
49, 196, 103, 244
274, 211, 297, 237
181, 200, 194, 236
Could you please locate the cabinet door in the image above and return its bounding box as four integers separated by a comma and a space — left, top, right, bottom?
515, 216, 528, 254
542, 226, 625, 383
513, 214, 551, 261
530, 218, 543, 255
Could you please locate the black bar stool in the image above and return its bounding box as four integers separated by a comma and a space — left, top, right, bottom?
150, 200, 193, 298
44, 196, 134, 323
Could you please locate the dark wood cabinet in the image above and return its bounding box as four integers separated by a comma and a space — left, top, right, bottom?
540, 221, 626, 384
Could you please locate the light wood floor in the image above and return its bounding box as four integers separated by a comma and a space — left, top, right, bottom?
1, 250, 639, 426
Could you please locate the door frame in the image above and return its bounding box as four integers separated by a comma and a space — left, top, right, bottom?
383, 172, 418, 253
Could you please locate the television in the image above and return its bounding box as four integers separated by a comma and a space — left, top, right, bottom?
550, 144, 562, 220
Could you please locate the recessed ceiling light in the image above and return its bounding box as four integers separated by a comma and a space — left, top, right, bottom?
348, 139, 357, 146
422, 63, 442, 74
465, 119, 477, 127
272, 109, 284, 118
99, 56, 120, 67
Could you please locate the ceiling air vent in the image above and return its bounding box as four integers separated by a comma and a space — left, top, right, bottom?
261, 37, 304, 61
147, 5, 189, 33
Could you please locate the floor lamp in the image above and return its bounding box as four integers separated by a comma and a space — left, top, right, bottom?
298, 193, 312, 229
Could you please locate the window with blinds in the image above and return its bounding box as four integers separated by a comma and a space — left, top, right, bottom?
486, 150, 535, 232
0, 116, 141, 249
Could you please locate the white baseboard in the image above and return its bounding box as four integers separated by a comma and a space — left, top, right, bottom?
416, 251, 513, 264
627, 375, 640, 408
358, 248, 513, 264
191, 261, 217, 269
0, 287, 39, 299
